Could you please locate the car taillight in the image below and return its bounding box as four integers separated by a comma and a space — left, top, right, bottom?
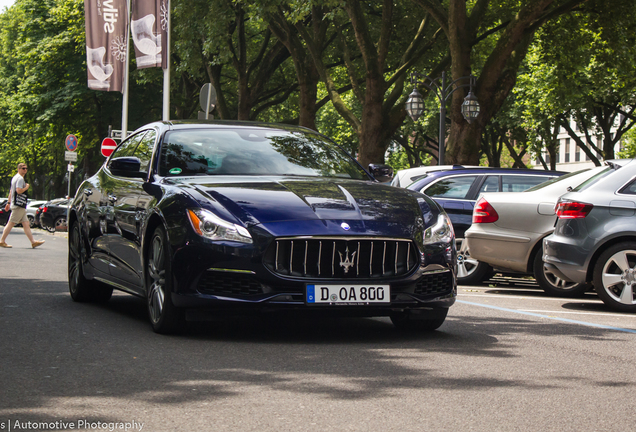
42, 207, 48, 213
555, 201, 593, 219
473, 197, 499, 223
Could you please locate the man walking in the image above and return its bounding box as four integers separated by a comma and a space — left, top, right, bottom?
0, 163, 45, 248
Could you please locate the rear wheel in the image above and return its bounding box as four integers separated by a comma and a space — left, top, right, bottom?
390, 308, 448, 331
456, 239, 494, 285
42, 216, 56, 233
68, 222, 112, 302
27, 214, 35, 228
146, 225, 184, 333
55, 216, 67, 231
593, 243, 636, 312
533, 250, 589, 297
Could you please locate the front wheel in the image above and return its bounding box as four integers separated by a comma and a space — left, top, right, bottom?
27, 214, 35, 228
390, 308, 448, 331
593, 243, 636, 312
533, 250, 589, 297
146, 225, 184, 333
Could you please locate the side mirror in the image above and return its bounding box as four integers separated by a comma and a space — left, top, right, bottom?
368, 164, 394, 183
109, 156, 146, 179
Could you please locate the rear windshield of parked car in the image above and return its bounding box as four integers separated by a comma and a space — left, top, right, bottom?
571, 167, 615, 192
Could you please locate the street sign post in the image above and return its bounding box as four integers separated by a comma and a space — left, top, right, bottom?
64, 134, 78, 209
101, 137, 118, 157
198, 83, 217, 120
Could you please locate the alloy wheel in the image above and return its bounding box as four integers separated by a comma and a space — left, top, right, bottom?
599, 249, 636, 305
147, 234, 166, 324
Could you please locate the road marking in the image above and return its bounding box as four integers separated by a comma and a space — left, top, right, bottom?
459, 292, 602, 304
457, 300, 636, 334
520, 309, 636, 318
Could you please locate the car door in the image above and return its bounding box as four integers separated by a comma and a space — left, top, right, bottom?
421, 175, 481, 238
102, 131, 148, 289
108, 129, 158, 290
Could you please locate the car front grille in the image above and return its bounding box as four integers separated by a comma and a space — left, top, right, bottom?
264, 237, 418, 280
197, 271, 264, 296
414, 271, 454, 296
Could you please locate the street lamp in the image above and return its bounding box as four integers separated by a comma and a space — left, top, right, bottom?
405, 71, 480, 165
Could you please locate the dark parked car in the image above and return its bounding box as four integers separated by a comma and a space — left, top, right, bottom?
39, 198, 69, 232
0, 199, 9, 226
69, 120, 458, 333
406, 167, 564, 284
543, 160, 636, 312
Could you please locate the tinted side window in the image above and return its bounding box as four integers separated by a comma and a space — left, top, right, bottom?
478, 175, 499, 194
134, 130, 157, 173
109, 132, 146, 162
618, 178, 636, 195
423, 176, 478, 199
501, 175, 551, 192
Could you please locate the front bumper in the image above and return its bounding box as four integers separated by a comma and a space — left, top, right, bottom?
169, 238, 457, 314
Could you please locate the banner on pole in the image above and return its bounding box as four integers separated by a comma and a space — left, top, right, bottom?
84, 0, 129, 92
131, 0, 169, 69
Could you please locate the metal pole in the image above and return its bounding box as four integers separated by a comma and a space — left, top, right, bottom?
438, 72, 446, 165
162, 0, 171, 121
121, 0, 131, 139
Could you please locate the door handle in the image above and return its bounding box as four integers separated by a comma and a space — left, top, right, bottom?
84, 188, 93, 197
108, 194, 117, 203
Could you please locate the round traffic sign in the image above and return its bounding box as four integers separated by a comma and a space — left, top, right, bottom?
101, 137, 118, 157
65, 134, 78, 152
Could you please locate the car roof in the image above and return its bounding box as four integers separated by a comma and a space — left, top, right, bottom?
133, 120, 319, 136
406, 167, 564, 188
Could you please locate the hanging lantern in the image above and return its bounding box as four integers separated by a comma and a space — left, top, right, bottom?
405, 88, 425, 121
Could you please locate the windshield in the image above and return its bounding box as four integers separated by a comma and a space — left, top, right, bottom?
524, 169, 589, 192
158, 128, 369, 180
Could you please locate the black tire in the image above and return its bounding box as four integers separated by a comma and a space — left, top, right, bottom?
42, 217, 56, 233
456, 239, 494, 285
68, 222, 112, 303
390, 308, 448, 331
27, 214, 35, 228
593, 242, 636, 312
55, 216, 67, 231
533, 249, 589, 297
146, 225, 184, 334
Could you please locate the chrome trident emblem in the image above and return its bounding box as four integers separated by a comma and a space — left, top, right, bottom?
338, 247, 356, 274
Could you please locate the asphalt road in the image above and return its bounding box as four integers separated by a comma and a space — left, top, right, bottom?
1, 227, 635, 432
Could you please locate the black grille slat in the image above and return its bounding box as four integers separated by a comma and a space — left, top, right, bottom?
265, 238, 417, 280
198, 271, 264, 296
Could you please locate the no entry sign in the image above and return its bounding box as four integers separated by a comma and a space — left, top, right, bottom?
101, 137, 118, 157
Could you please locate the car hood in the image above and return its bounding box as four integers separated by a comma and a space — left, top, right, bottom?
175, 176, 433, 233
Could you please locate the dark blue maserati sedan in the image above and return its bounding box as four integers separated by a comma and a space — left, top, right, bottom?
69, 121, 457, 333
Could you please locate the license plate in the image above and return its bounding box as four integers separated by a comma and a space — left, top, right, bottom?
306, 284, 390, 305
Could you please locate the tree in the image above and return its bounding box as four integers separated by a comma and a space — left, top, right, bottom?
413, 0, 589, 165
516, 0, 636, 165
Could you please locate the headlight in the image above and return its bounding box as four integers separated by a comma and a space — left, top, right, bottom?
187, 208, 252, 244
423, 213, 454, 245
